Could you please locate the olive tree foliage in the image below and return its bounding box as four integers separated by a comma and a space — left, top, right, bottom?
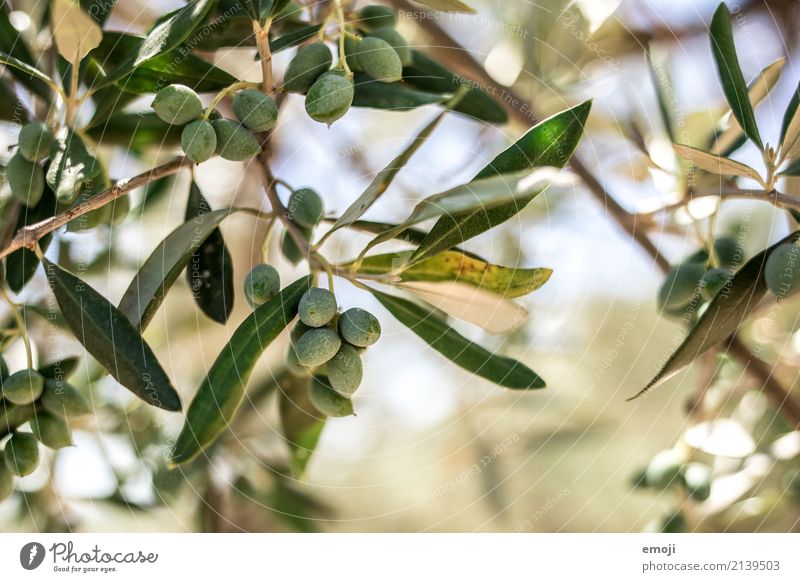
0, 0, 798, 532
0, 0, 589, 526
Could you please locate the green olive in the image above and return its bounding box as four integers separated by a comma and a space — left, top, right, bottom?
287, 188, 323, 228
18, 122, 54, 162
355, 36, 402, 83
658, 262, 706, 311
284, 43, 333, 94
3, 432, 40, 477
40, 379, 91, 418
339, 308, 381, 347
358, 5, 397, 30
294, 327, 341, 367
212, 119, 261, 161
326, 344, 363, 396
181, 119, 217, 163
298, 288, 337, 327
2, 369, 44, 406
30, 413, 73, 449
305, 72, 354, 125
309, 376, 355, 417
232, 90, 279, 132
151, 84, 203, 125
7, 153, 45, 207
244, 264, 281, 308
367, 27, 412, 67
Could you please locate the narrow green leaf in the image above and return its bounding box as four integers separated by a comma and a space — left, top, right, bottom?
170, 276, 311, 465
79, 0, 117, 25
351, 250, 552, 298
38, 357, 80, 380
86, 112, 183, 147
780, 81, 799, 147
709, 3, 763, 150
369, 288, 545, 389
0, 9, 50, 98
646, 45, 676, 143
240, 0, 261, 20
403, 51, 507, 124
89, 32, 238, 94
270, 24, 323, 53
278, 372, 325, 478
410, 101, 591, 262
779, 157, 800, 177
43, 258, 182, 411
119, 208, 241, 331
327, 109, 448, 237
184, 183, 234, 324
46, 131, 102, 202
632, 230, 800, 399
6, 189, 58, 293
353, 74, 445, 111
97, 0, 214, 89
0, 51, 58, 95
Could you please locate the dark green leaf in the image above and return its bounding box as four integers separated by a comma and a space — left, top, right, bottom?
410, 101, 591, 262
184, 183, 234, 324
0, 51, 56, 97
369, 288, 545, 389
709, 3, 763, 150
46, 131, 102, 202
98, 0, 214, 89
270, 24, 323, 53
780, 81, 799, 147
0, 8, 50, 98
278, 372, 324, 478
353, 74, 445, 111
43, 258, 182, 411
89, 32, 238, 94
240, 0, 261, 20
632, 230, 800, 399
171, 276, 311, 465
86, 112, 183, 148
119, 209, 239, 331
79, 0, 117, 25
6, 190, 57, 292
779, 157, 800, 177
38, 357, 80, 380
403, 51, 507, 124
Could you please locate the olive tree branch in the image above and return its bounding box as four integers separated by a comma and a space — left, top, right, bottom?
0, 156, 192, 260
391, 0, 800, 429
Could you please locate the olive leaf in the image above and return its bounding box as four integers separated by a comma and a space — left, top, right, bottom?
673, 144, 765, 185
352, 75, 446, 111
90, 32, 238, 94
403, 51, 507, 124
326, 108, 449, 238
270, 24, 323, 53
119, 208, 250, 331
361, 169, 561, 258
781, 86, 800, 161
86, 112, 183, 147
170, 276, 311, 465
79, 0, 116, 25
632, 229, 800, 399
39, 357, 81, 380
278, 372, 325, 478
96, 0, 214, 90
709, 2, 763, 150
51, 0, 103, 66
350, 250, 551, 298
46, 131, 102, 202
398, 280, 528, 334
184, 183, 234, 325
710, 58, 785, 156
779, 158, 800, 177
412, 0, 475, 14
410, 100, 591, 263
779, 81, 799, 149
646, 45, 677, 143
6, 189, 58, 293
43, 258, 182, 411
0, 52, 60, 95
369, 288, 545, 389
0, 10, 50, 98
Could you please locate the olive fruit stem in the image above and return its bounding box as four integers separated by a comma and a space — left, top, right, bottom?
335, 1, 354, 79
0, 286, 32, 368
202, 81, 262, 120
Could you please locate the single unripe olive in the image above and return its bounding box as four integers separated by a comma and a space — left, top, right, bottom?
765, 242, 800, 298
368, 27, 412, 67
700, 267, 732, 301
682, 462, 711, 502
281, 226, 312, 265
151, 84, 203, 125
244, 264, 281, 308
287, 188, 323, 228
7, 153, 44, 207
295, 327, 341, 367
212, 119, 261, 161
181, 119, 217, 163
2, 369, 44, 405
355, 37, 402, 83
4, 432, 39, 477
0, 461, 14, 502
309, 376, 355, 417
40, 379, 91, 418
298, 288, 337, 327
232, 90, 278, 132
343, 35, 363, 72
657, 262, 705, 311
339, 307, 381, 347
18, 122, 54, 162
30, 413, 73, 449
644, 449, 684, 489
359, 5, 397, 29
326, 344, 363, 396
714, 236, 745, 269
285, 42, 333, 94
305, 72, 354, 125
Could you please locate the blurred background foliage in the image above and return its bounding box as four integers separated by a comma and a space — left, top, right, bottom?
1, 0, 800, 532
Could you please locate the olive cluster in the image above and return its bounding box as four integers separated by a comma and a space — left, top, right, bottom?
764, 241, 800, 298
631, 449, 712, 503
283, 5, 408, 125
289, 289, 381, 417
152, 84, 278, 163
657, 236, 743, 319
0, 359, 91, 502
6, 123, 54, 208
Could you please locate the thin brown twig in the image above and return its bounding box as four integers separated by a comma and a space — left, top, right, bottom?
391, 0, 800, 428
